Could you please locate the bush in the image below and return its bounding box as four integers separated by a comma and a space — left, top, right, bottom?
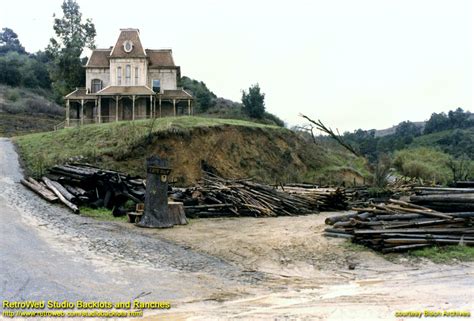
393, 147, 452, 184
5, 88, 20, 102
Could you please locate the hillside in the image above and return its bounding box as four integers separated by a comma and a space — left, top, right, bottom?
0, 85, 64, 136
410, 127, 474, 158
14, 117, 370, 186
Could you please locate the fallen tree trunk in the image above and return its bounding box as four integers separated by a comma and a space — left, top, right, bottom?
21, 178, 58, 202
42, 177, 80, 214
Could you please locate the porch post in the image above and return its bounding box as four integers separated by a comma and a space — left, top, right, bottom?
153, 96, 156, 118
173, 99, 176, 117
66, 99, 70, 127
98, 97, 102, 124
80, 99, 84, 125
149, 95, 153, 119
115, 96, 119, 122
132, 95, 136, 121
187, 99, 191, 115
159, 97, 162, 118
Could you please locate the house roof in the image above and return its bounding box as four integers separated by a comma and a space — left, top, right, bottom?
161, 89, 193, 100
110, 28, 146, 58
95, 85, 155, 96
146, 49, 175, 67
64, 88, 95, 100
85, 49, 110, 68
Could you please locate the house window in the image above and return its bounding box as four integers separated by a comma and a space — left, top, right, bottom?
125, 65, 131, 85
152, 79, 160, 93
117, 67, 122, 85
135, 67, 139, 85
91, 79, 102, 93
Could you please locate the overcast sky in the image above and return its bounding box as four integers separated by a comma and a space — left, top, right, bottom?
1, 0, 472, 131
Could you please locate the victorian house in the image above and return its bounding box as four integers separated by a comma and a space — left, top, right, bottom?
63, 28, 193, 126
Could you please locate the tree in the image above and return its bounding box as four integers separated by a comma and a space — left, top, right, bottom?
424, 112, 450, 134
47, 0, 96, 100
242, 84, 265, 119
0, 28, 25, 55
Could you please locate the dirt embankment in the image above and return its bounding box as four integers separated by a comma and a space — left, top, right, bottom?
110, 125, 368, 186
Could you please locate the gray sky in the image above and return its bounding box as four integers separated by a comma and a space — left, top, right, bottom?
1, 0, 472, 131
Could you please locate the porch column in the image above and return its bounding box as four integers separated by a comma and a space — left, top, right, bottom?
187, 99, 191, 115
173, 99, 176, 117
66, 99, 70, 127
115, 96, 119, 122
132, 95, 136, 121
98, 97, 102, 124
159, 97, 162, 118
80, 99, 84, 125
149, 95, 153, 119
153, 96, 156, 118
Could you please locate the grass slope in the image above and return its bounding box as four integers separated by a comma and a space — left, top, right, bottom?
15, 116, 370, 185
0, 85, 64, 136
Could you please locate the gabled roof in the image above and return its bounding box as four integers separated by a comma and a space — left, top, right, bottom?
146, 49, 175, 67
85, 49, 110, 68
110, 28, 146, 58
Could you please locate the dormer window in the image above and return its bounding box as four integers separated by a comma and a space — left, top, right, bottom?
123, 40, 133, 53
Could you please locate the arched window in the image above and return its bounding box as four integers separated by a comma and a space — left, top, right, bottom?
91, 79, 102, 93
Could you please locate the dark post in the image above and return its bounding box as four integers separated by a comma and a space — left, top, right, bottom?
137, 156, 173, 228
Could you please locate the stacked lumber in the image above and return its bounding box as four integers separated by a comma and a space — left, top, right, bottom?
324, 199, 474, 252
172, 173, 321, 217
277, 186, 348, 211
22, 163, 146, 214
410, 187, 474, 212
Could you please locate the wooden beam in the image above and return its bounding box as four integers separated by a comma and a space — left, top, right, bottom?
115, 95, 119, 122
159, 97, 162, 118
80, 99, 84, 125
132, 95, 136, 120
98, 97, 101, 123
66, 99, 70, 127
150, 95, 153, 119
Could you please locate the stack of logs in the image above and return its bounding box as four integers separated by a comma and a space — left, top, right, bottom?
172, 173, 343, 217
410, 187, 474, 212
276, 185, 348, 211
324, 199, 474, 252
21, 164, 146, 214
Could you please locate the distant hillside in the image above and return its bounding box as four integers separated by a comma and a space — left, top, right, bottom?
0, 85, 63, 136
14, 117, 370, 186
374, 121, 425, 137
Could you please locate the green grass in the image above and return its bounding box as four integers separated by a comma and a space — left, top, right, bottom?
14, 116, 280, 177
80, 207, 127, 222
407, 245, 474, 263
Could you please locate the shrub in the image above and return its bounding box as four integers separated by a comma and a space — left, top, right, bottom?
393, 147, 452, 184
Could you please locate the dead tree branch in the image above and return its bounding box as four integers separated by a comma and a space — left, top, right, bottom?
300, 114, 361, 157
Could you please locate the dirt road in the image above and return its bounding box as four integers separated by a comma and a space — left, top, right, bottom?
1, 137, 473, 320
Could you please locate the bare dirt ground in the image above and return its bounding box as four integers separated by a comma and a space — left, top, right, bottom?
1, 138, 473, 320
140, 215, 474, 320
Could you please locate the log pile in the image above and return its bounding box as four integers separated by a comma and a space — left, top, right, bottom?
172, 173, 323, 217
22, 163, 146, 214
277, 186, 348, 211
410, 187, 474, 212
324, 199, 474, 252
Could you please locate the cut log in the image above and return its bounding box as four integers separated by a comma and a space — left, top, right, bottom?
21, 178, 58, 202
42, 177, 79, 214
168, 202, 188, 225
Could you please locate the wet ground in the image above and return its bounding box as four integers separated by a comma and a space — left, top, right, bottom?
1, 137, 473, 320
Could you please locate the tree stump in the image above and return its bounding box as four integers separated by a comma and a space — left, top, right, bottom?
136, 156, 173, 228
168, 202, 188, 225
